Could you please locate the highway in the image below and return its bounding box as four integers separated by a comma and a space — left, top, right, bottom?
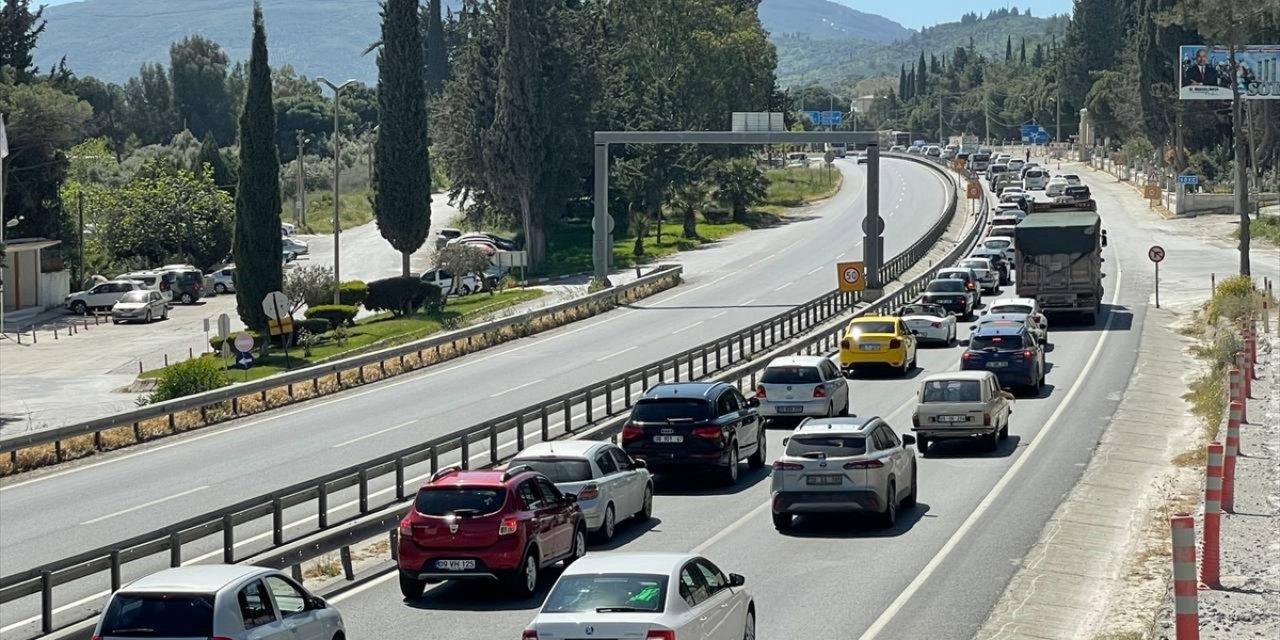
0, 158, 952, 635
295, 168, 1153, 639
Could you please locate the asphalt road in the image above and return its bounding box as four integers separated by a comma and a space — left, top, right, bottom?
280, 169, 1159, 639
0, 158, 953, 634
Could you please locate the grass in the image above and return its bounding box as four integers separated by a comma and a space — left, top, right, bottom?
759, 166, 844, 213
142, 289, 544, 382
281, 188, 374, 233
1250, 214, 1280, 247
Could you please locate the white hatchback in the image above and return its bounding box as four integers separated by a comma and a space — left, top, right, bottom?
756, 355, 850, 421
985, 297, 1050, 344
510, 441, 654, 543
524, 552, 755, 640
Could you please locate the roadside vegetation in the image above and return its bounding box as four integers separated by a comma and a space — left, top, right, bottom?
1250, 215, 1280, 248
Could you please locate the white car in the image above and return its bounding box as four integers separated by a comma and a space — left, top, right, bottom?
912, 371, 1014, 453
771, 416, 918, 529
1045, 176, 1070, 197
1007, 159, 1025, 173
1061, 173, 1083, 186
756, 355, 851, 421
988, 214, 1022, 230
994, 203, 1027, 221
281, 222, 296, 236
283, 237, 309, 256
985, 297, 1050, 344
925, 145, 942, 157
1023, 169, 1050, 191
988, 224, 1017, 240
907, 145, 923, 154
524, 552, 755, 640
64, 279, 145, 314
786, 152, 807, 167
896, 302, 956, 344
979, 237, 1016, 263
212, 265, 236, 294
421, 268, 482, 296
999, 186, 1025, 197
92, 565, 344, 640
510, 441, 653, 543
957, 257, 1000, 294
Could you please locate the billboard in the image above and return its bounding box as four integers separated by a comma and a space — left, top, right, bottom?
1180, 44, 1280, 100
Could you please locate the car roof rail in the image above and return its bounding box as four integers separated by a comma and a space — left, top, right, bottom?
430, 465, 462, 483
502, 464, 535, 481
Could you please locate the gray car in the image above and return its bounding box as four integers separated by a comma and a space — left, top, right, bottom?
111, 290, 170, 324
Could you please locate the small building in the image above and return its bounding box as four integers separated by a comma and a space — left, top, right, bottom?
2, 237, 70, 316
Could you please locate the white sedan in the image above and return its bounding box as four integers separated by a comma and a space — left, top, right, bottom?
510, 441, 653, 543
985, 297, 1050, 344
1045, 177, 1070, 197
957, 257, 1000, 293
523, 552, 755, 640
979, 237, 1016, 263
897, 302, 956, 344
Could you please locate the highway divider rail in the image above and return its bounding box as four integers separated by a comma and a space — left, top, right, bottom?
0, 155, 981, 637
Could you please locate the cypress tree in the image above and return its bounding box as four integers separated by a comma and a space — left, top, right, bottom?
194, 131, 235, 197
233, 2, 282, 331
1020, 38, 1027, 63
375, 0, 432, 276
1006, 35, 1012, 62
905, 68, 915, 101
916, 52, 928, 97
424, 0, 449, 98
898, 64, 907, 99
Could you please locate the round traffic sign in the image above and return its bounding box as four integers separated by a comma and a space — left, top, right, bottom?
1148, 245, 1165, 263
842, 266, 862, 285
591, 215, 616, 235
824, 150, 836, 164
233, 332, 254, 353
861, 216, 885, 236
262, 291, 291, 320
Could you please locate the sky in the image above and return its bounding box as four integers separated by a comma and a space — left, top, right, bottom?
837, 1, 1075, 30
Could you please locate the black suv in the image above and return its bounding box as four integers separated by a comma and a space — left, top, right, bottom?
920, 278, 974, 318
168, 269, 205, 304
621, 382, 765, 485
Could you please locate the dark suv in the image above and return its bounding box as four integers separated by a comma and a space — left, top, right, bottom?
920, 279, 974, 318
621, 382, 766, 485
168, 269, 205, 304
396, 466, 586, 599
961, 323, 1045, 395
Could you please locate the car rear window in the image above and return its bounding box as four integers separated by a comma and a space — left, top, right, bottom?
926, 280, 965, 293
631, 399, 712, 422
970, 334, 1026, 351
414, 487, 505, 517
99, 593, 215, 637
900, 304, 941, 316
761, 366, 822, 384
513, 458, 593, 483
1026, 171, 1044, 178
785, 434, 866, 458
174, 271, 202, 284
959, 261, 989, 271
849, 321, 896, 334
922, 380, 983, 403
990, 304, 1033, 315
542, 574, 668, 614
984, 238, 1012, 248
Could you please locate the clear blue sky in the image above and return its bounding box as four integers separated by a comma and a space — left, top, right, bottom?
837, 1, 1074, 30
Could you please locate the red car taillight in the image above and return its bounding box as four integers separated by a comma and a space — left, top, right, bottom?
576, 483, 600, 501
966, 281, 975, 290
756, 385, 766, 399
845, 459, 885, 469
1022, 349, 1034, 359
522, 631, 539, 640
773, 461, 804, 471
622, 425, 642, 440
646, 631, 676, 640
840, 338, 851, 350
398, 518, 413, 536
983, 412, 992, 426
692, 426, 722, 440
813, 385, 826, 398
962, 351, 977, 360
498, 517, 519, 536
889, 338, 902, 349
912, 413, 920, 427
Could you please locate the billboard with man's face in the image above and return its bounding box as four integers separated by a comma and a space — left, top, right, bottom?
1181, 44, 1280, 100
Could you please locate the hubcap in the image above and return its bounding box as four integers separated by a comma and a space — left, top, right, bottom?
576, 530, 586, 557
605, 509, 615, 538
525, 557, 537, 592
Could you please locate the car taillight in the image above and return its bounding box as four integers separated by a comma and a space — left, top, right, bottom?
773, 461, 804, 471
522, 631, 539, 640
889, 339, 902, 349
845, 460, 885, 469
840, 338, 851, 349
1034, 313, 1043, 323
813, 385, 826, 398
1022, 349, 1034, 358
756, 385, 766, 399
912, 413, 920, 427
646, 631, 676, 640
498, 517, 519, 536
931, 322, 941, 328
692, 426, 722, 440
962, 351, 977, 360
398, 519, 413, 536
622, 424, 642, 440
983, 413, 992, 426
577, 484, 600, 501
966, 281, 975, 290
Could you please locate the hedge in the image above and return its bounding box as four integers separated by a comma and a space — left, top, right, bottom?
338, 280, 369, 307
305, 304, 358, 328
149, 356, 230, 402
295, 317, 331, 335
366, 277, 440, 316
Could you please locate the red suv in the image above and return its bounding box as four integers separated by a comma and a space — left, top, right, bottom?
397, 466, 587, 599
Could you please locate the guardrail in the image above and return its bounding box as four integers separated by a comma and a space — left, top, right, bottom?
0, 154, 969, 637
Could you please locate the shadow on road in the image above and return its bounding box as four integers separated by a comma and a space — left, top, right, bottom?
590, 517, 663, 551
653, 465, 770, 497
407, 577, 552, 612
779, 502, 933, 538
922, 434, 1024, 459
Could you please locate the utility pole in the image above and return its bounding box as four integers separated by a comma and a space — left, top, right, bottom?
77, 191, 85, 290
295, 130, 307, 227
1229, 46, 1251, 275
938, 93, 944, 143
317, 77, 357, 303
984, 88, 991, 146
1055, 89, 1061, 143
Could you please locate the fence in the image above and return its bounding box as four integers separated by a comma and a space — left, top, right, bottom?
0, 154, 974, 637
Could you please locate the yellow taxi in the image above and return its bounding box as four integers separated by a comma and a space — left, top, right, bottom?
839, 315, 918, 376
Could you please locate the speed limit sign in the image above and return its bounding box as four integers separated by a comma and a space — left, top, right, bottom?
837, 261, 866, 292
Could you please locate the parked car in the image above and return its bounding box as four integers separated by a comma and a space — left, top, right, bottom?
212, 265, 237, 294
912, 371, 1013, 453
985, 297, 1050, 344
64, 280, 145, 314
509, 441, 653, 543
895, 302, 957, 345
421, 268, 483, 296
838, 315, 918, 376
281, 222, 296, 236
919, 278, 974, 318
396, 466, 587, 598
162, 267, 205, 304
786, 152, 808, 167
111, 290, 170, 324
282, 237, 309, 256
956, 257, 1000, 294
961, 322, 1046, 395
523, 553, 755, 640
770, 416, 918, 530
621, 382, 766, 485
117, 270, 175, 302
457, 231, 519, 251
91, 565, 344, 640
755, 355, 851, 423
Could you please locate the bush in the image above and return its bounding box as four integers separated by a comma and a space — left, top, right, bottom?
366, 276, 438, 316
338, 280, 368, 307
1207, 274, 1256, 323
149, 356, 230, 403
284, 264, 337, 311
421, 282, 444, 315
305, 304, 358, 328
294, 317, 331, 335
210, 330, 263, 352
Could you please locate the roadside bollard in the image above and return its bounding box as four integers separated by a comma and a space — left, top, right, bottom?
1202, 442, 1223, 589
1224, 401, 1242, 513
1171, 513, 1200, 640
1228, 366, 1242, 408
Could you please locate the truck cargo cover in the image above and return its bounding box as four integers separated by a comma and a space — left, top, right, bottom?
1015, 212, 1101, 254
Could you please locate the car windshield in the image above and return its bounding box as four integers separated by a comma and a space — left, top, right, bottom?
414, 487, 505, 517
512, 459, 593, 483
922, 380, 983, 403
926, 280, 965, 293
631, 399, 712, 422
99, 593, 215, 637
850, 321, 896, 334
785, 434, 866, 458
990, 304, 1033, 315
970, 334, 1026, 352
119, 292, 149, 303
900, 304, 941, 316
761, 366, 822, 384
542, 574, 668, 614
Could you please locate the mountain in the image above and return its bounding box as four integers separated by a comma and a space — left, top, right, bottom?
33, 0, 911, 85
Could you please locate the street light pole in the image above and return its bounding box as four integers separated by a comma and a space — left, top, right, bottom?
316, 77, 357, 305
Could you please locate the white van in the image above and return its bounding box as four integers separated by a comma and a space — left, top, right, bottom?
1023, 169, 1049, 191
824, 142, 847, 158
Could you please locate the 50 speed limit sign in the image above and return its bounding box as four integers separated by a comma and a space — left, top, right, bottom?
837, 261, 866, 292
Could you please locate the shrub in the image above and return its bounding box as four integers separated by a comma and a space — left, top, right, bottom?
294, 317, 331, 335
305, 304, 358, 328
149, 357, 230, 403
338, 280, 369, 307
284, 264, 337, 312
1207, 274, 1256, 323
210, 330, 263, 352
297, 329, 322, 357
366, 276, 437, 316
420, 282, 444, 315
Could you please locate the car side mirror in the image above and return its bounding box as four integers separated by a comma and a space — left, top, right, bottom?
782, 437, 790, 446
1101, 273, 1107, 278
746, 396, 760, 408
729, 573, 747, 587
632, 458, 647, 469
564, 493, 578, 504
969, 325, 977, 332
902, 434, 917, 446
307, 596, 327, 610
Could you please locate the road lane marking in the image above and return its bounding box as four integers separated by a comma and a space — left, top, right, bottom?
672, 321, 705, 335
489, 379, 545, 398
856, 265, 1125, 640
772, 281, 793, 293
596, 346, 639, 362
711, 311, 729, 319
80, 486, 209, 525
805, 266, 823, 276
331, 420, 419, 449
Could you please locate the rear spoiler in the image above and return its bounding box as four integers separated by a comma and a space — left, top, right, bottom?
1031, 199, 1097, 212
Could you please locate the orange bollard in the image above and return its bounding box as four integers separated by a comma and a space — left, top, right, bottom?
1224, 402, 1242, 513
1171, 513, 1200, 640
1236, 352, 1252, 400
1201, 442, 1224, 589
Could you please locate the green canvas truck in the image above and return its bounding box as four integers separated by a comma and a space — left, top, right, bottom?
1014, 211, 1106, 324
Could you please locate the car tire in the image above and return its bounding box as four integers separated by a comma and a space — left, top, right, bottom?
918, 436, 930, 455
144, 310, 153, 323
898, 358, 910, 377
459, 285, 473, 296
597, 504, 616, 543
399, 572, 426, 600
838, 399, 850, 417
161, 307, 168, 320
214, 283, 228, 294
565, 524, 587, 565
986, 430, 1001, 451
880, 480, 898, 528
111, 318, 120, 325
637, 484, 653, 521
904, 464, 918, 508
772, 511, 792, 531
180, 292, 194, 304
71, 301, 87, 315
743, 608, 756, 640
508, 549, 539, 597
999, 421, 1010, 440
747, 431, 766, 470
721, 445, 740, 485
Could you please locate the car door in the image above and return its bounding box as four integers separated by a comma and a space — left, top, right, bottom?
592, 448, 625, 515
516, 479, 557, 565
87, 283, 116, 308
821, 360, 848, 412
867, 424, 898, 502
236, 578, 289, 639
605, 446, 642, 516
895, 319, 916, 363
877, 425, 909, 501
726, 389, 758, 455
677, 563, 717, 640
534, 478, 574, 560
693, 559, 746, 640
149, 291, 164, 315
264, 574, 326, 640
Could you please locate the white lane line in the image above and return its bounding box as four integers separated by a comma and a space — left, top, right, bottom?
489, 379, 545, 398
742, 298, 758, 306
331, 420, 419, 449
772, 281, 793, 293
711, 311, 729, 319
856, 265, 1125, 640
595, 346, 639, 362
672, 321, 705, 335
80, 486, 210, 526
805, 266, 823, 276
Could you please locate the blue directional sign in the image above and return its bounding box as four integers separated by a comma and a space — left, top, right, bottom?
1034, 130, 1051, 144
821, 111, 843, 126
234, 351, 254, 370
802, 110, 822, 126
1178, 175, 1199, 186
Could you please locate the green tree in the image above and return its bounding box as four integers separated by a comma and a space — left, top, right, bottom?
898, 64, 907, 98
424, 0, 450, 98
233, 2, 283, 330
669, 181, 710, 239
916, 52, 928, 96
193, 131, 235, 197
71, 77, 129, 160
374, 0, 432, 276
0, 0, 44, 80
434, 243, 492, 292
710, 158, 766, 223
1020, 37, 1027, 63
98, 160, 234, 270
1006, 35, 1013, 62
169, 35, 236, 145
123, 63, 180, 146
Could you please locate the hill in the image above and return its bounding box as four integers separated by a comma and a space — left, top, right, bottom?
34, 0, 911, 85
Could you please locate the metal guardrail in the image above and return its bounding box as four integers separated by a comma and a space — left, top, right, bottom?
0, 154, 969, 637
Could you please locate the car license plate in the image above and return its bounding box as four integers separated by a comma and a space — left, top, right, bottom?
653, 435, 684, 443
435, 559, 476, 571
937, 415, 968, 423
807, 475, 842, 485
859, 344, 881, 351
987, 361, 1009, 368
777, 405, 804, 414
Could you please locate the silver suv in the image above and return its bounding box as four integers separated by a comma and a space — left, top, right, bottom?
770, 416, 917, 530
